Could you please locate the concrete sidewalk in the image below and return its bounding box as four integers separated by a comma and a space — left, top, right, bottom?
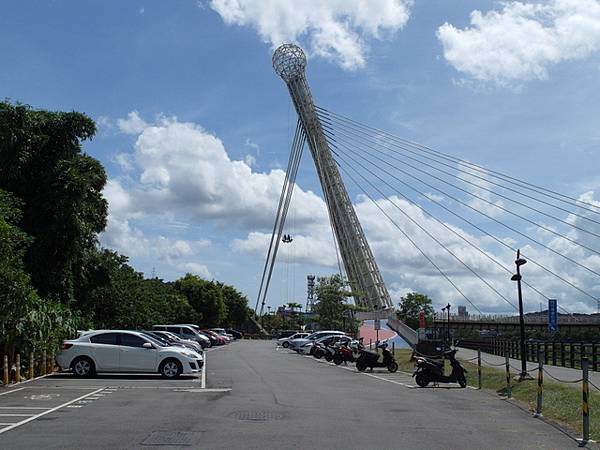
457, 347, 600, 388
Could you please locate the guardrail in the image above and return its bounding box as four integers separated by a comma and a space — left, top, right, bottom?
458, 339, 599, 372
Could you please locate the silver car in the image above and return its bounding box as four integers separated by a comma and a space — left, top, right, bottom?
288, 331, 346, 352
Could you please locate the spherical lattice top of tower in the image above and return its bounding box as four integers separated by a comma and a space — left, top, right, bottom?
272, 44, 306, 83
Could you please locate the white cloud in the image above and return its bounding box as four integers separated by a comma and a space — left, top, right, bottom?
437, 0, 600, 85
209, 0, 413, 69
244, 154, 257, 167
117, 111, 149, 135
102, 111, 600, 314
177, 262, 212, 278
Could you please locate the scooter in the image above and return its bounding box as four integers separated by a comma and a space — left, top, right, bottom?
333, 344, 355, 365
412, 349, 467, 388
355, 342, 398, 373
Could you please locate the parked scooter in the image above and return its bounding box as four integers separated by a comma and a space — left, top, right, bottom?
355, 342, 398, 372
312, 342, 336, 361
412, 349, 467, 388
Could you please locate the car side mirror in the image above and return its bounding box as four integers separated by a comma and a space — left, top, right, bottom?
143, 342, 153, 349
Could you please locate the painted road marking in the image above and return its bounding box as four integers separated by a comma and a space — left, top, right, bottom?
0, 388, 104, 435
0, 407, 49, 410
0, 388, 25, 397
201, 352, 206, 389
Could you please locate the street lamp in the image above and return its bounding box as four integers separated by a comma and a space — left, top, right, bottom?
446, 303, 451, 347
511, 249, 530, 380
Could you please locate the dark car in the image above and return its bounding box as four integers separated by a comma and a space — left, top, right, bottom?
226, 329, 243, 339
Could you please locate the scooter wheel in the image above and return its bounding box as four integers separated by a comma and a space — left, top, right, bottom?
325, 353, 333, 362
387, 361, 399, 373
333, 355, 343, 365
457, 373, 467, 388
415, 372, 430, 388
356, 361, 367, 372
313, 352, 322, 359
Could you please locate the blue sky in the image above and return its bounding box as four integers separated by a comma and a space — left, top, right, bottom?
2, 0, 600, 315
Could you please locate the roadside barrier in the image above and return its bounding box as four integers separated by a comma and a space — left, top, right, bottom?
1, 350, 56, 386
468, 348, 593, 445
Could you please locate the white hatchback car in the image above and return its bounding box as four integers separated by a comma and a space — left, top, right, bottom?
56, 330, 204, 379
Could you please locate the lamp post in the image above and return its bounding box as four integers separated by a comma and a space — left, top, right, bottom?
511, 249, 530, 380
446, 303, 451, 347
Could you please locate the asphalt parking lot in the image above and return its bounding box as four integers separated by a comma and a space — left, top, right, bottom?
0, 340, 590, 450
0, 343, 233, 448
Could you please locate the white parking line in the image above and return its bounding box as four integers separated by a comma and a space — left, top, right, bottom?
0, 388, 104, 435
0, 388, 25, 397
0, 407, 48, 410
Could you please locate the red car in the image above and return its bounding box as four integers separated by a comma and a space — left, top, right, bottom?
201, 329, 227, 345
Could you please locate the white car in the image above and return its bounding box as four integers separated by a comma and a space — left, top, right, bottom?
56, 330, 204, 379
288, 331, 346, 353
277, 333, 309, 348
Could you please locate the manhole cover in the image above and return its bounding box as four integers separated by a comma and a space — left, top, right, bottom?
140, 431, 203, 446
228, 411, 286, 421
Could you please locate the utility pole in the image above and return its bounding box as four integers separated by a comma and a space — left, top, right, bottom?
511, 249, 531, 380
272, 44, 392, 311
446, 303, 451, 347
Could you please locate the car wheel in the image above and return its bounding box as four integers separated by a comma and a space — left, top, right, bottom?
282, 341, 289, 348
160, 359, 182, 379
71, 356, 95, 378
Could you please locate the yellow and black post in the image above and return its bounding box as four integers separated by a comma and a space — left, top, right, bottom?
505, 352, 511, 399
535, 349, 543, 417
3, 355, 8, 385
15, 353, 20, 383
582, 357, 590, 443
477, 348, 482, 390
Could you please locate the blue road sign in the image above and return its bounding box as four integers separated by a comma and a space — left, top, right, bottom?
548, 299, 558, 332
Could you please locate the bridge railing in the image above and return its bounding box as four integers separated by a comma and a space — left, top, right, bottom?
458, 339, 600, 372
434, 313, 600, 324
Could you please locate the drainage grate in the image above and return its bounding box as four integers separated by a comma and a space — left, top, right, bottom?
140, 431, 203, 446
228, 410, 286, 422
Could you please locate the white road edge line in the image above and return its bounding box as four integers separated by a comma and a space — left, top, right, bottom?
0, 388, 25, 397
0, 388, 105, 435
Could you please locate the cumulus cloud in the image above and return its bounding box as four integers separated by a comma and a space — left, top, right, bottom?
208, 0, 413, 69
437, 0, 600, 85
117, 111, 149, 135
102, 111, 600, 313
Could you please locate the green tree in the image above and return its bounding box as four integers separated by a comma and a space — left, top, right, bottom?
0, 190, 77, 357
175, 274, 227, 327
0, 102, 108, 303
313, 274, 356, 332
397, 292, 434, 330
216, 282, 250, 328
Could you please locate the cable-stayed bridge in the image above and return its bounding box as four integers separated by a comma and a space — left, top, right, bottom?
254, 44, 600, 347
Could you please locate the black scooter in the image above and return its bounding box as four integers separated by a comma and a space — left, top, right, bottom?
355, 342, 398, 373
412, 349, 467, 388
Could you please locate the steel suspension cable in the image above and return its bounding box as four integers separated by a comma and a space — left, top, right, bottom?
321, 128, 599, 306
254, 121, 305, 315
322, 121, 600, 258
320, 113, 600, 235
334, 159, 484, 315
322, 126, 600, 279
332, 144, 517, 311
316, 106, 600, 216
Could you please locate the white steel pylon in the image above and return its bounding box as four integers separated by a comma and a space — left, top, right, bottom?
272, 44, 393, 311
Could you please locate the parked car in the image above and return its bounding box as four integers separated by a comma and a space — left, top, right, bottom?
177, 324, 223, 346
152, 325, 211, 349
297, 333, 348, 355
277, 332, 309, 348
225, 329, 243, 339
201, 329, 228, 345
210, 328, 234, 340
56, 330, 203, 379
144, 330, 203, 353
288, 331, 346, 352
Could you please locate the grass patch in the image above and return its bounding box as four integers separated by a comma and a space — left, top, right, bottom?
393, 349, 599, 441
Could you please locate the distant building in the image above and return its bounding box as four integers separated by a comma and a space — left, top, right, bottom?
457, 305, 468, 318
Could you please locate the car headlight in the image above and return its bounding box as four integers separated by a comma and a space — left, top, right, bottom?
182, 351, 198, 358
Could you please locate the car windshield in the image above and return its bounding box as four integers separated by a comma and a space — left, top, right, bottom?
141, 333, 167, 347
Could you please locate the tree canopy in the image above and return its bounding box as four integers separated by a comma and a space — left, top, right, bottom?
396, 292, 434, 330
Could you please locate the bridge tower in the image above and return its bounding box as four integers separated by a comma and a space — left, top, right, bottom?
272, 44, 392, 311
